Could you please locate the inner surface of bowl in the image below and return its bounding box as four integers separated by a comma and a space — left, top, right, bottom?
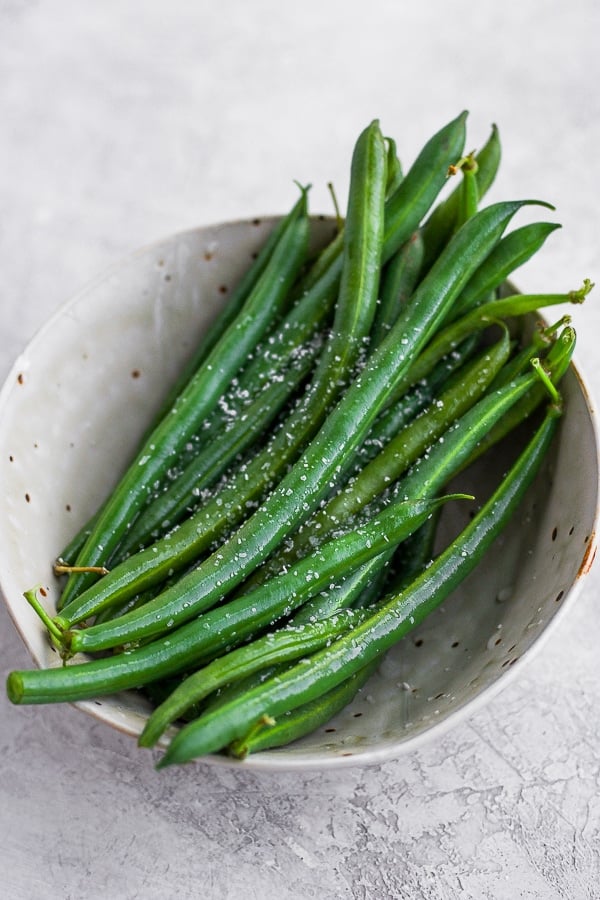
0, 218, 597, 770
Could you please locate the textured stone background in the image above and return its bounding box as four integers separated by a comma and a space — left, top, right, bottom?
1, 2, 599, 897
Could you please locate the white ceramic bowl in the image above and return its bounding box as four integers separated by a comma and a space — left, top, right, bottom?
0, 218, 598, 770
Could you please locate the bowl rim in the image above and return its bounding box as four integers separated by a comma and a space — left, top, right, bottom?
1, 217, 598, 772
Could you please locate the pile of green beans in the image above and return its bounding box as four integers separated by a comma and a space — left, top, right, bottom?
6, 112, 593, 768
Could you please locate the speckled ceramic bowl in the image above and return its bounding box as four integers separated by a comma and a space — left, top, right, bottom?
0, 218, 598, 770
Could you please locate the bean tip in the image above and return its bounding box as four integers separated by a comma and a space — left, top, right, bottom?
6, 672, 24, 705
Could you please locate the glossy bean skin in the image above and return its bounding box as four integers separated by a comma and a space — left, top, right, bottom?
370, 231, 424, 347
289, 552, 394, 625
453, 153, 479, 230
228, 659, 380, 758
385, 281, 586, 404
450, 221, 562, 320
382, 111, 468, 263
384, 135, 404, 197
419, 122, 501, 272
138, 608, 372, 748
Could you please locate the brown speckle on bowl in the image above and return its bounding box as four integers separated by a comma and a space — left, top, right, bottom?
0, 216, 595, 772
578, 533, 597, 578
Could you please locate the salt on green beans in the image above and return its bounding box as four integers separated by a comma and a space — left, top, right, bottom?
7, 495, 464, 703
58, 198, 531, 654
5, 112, 590, 769
55, 112, 468, 625
58, 189, 311, 608
138, 607, 373, 749
156, 403, 562, 767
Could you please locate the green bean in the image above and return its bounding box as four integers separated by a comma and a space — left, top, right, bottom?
461, 324, 576, 469
162, 200, 312, 413
453, 152, 479, 230
156, 402, 560, 766
384, 136, 404, 197
289, 552, 393, 625
370, 231, 424, 346
382, 503, 442, 597
139, 608, 371, 748
385, 281, 588, 403
489, 315, 570, 390
420, 123, 501, 271
228, 659, 380, 758
450, 221, 562, 320
382, 111, 467, 264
